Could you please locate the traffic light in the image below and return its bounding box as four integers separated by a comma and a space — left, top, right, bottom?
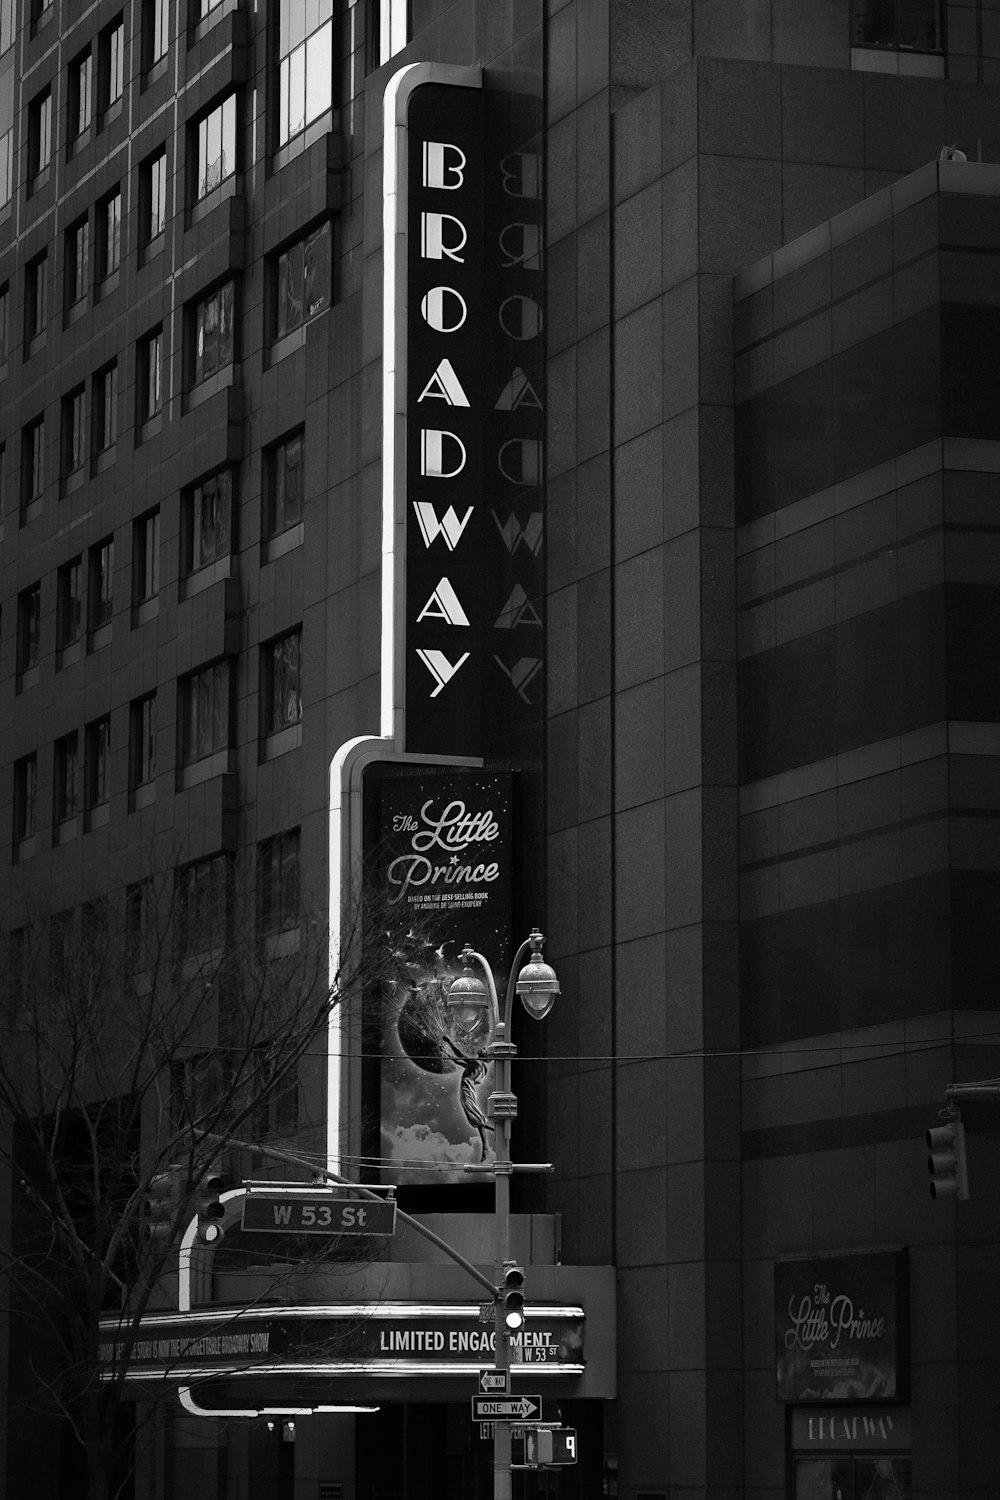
501, 1264, 525, 1330
524, 1428, 578, 1466
196, 1169, 228, 1243
143, 1167, 181, 1244
927, 1117, 969, 1200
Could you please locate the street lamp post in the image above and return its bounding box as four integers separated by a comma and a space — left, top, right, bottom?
447, 928, 560, 1500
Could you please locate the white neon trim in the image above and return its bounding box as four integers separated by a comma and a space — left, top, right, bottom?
178, 1387, 380, 1418
162, 1361, 585, 1381
109, 1303, 585, 1327
326, 63, 483, 1178
177, 1188, 245, 1314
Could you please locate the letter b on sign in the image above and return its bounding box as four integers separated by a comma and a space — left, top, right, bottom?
423, 141, 466, 190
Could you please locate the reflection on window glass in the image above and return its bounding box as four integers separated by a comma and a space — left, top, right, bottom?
268, 432, 303, 537
278, 0, 332, 145
851, 0, 941, 50
193, 282, 235, 384
276, 222, 331, 338
188, 469, 233, 571
197, 95, 236, 199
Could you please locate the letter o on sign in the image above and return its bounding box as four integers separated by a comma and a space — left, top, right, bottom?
422, 286, 468, 333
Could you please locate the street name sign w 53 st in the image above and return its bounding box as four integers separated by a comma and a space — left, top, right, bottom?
242, 1194, 397, 1236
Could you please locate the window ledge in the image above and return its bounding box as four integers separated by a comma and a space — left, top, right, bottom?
21, 498, 43, 527
273, 110, 335, 173
15, 835, 36, 862
26, 330, 46, 358
190, 0, 238, 45
65, 298, 88, 327
16, 665, 40, 693
187, 364, 235, 411
100, 98, 124, 128
58, 639, 82, 669
190, 173, 237, 226
141, 234, 165, 269
94, 446, 116, 474
134, 596, 159, 626
265, 522, 304, 563
86, 802, 110, 830
97, 269, 120, 301
269, 324, 307, 368
29, 164, 51, 195
138, 412, 163, 443
69, 125, 92, 158
182, 555, 235, 598
132, 780, 156, 810
850, 45, 944, 77
179, 747, 232, 789
143, 56, 168, 88
89, 622, 113, 652
261, 722, 302, 762
55, 816, 79, 845
63, 467, 85, 497
262, 927, 301, 959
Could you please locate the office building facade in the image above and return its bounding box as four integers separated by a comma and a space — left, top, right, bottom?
2, 0, 1000, 1496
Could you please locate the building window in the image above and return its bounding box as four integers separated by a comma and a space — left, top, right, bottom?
262, 629, 302, 736
180, 660, 232, 765
0, 283, 8, 363
258, 828, 301, 937
0, 120, 11, 209
133, 509, 160, 604
94, 364, 118, 452
192, 280, 235, 385
195, 94, 236, 200
89, 536, 114, 631
54, 731, 80, 823
32, 0, 53, 28
177, 853, 231, 957
139, 328, 164, 421
25, 252, 47, 344
16, 583, 41, 685
145, 0, 169, 67
29, 89, 52, 179
131, 693, 156, 791
63, 386, 86, 476
278, 0, 333, 147
1, 0, 14, 52
143, 149, 168, 242
852, 0, 942, 50
185, 468, 233, 574
65, 219, 89, 309
57, 557, 83, 655
197, 0, 226, 20
23, 418, 44, 512
101, 17, 125, 114
266, 431, 304, 540
14, 754, 38, 846
85, 716, 111, 812
69, 49, 93, 141
98, 188, 122, 281
275, 222, 331, 341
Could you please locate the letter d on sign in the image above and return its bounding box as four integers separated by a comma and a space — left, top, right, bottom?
422, 430, 467, 479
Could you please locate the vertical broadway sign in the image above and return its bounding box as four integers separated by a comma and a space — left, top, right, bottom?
405, 83, 485, 754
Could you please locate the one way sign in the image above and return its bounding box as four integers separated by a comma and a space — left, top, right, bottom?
479, 1371, 507, 1394
472, 1396, 542, 1422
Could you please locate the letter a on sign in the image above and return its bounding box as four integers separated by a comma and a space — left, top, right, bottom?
417, 359, 470, 407
416, 577, 470, 627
